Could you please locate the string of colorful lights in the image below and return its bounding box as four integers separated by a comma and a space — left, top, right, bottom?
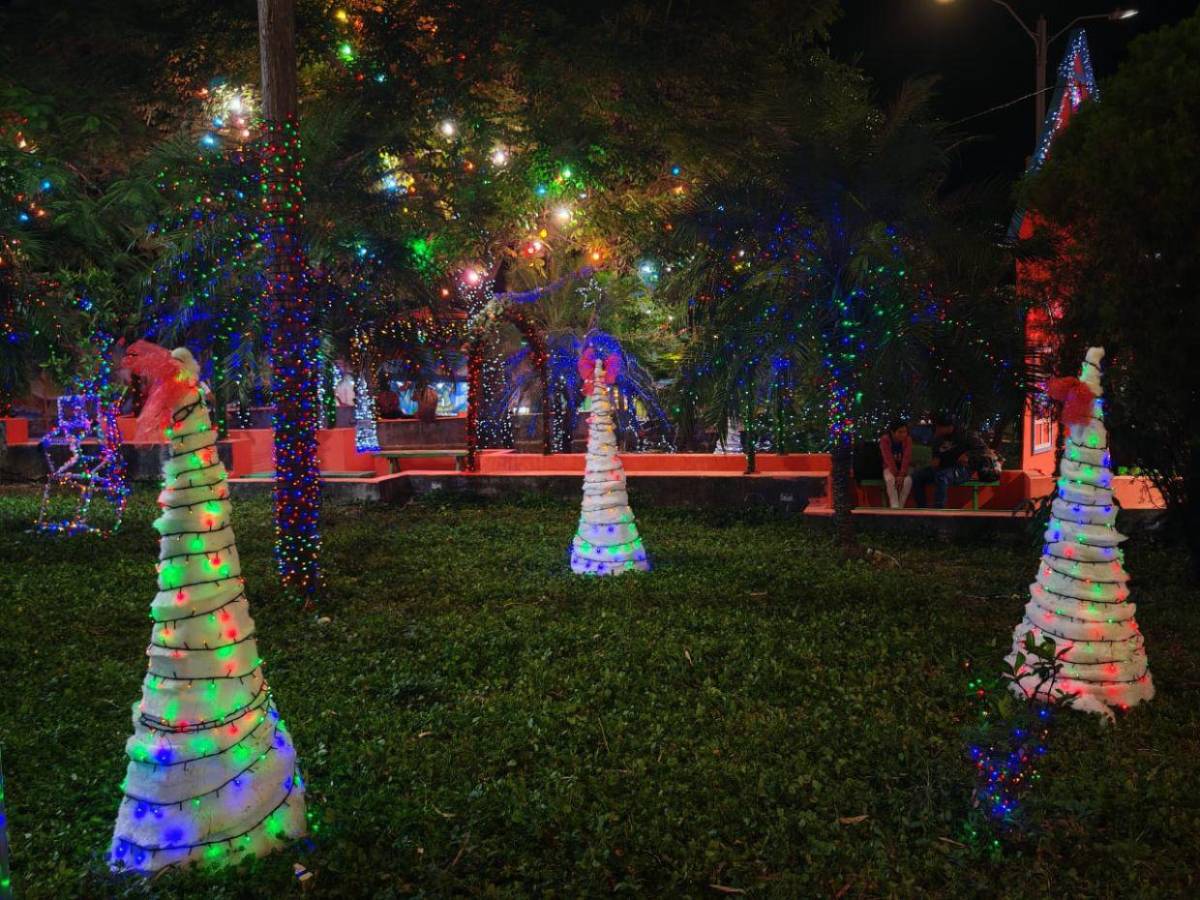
260, 116, 322, 601
963, 651, 1055, 843
570, 354, 650, 575
111, 341, 307, 874
1005, 347, 1154, 718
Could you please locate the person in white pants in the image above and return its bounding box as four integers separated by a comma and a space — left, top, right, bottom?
879, 421, 913, 509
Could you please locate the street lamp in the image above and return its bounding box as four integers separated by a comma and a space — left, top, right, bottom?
940, 2, 1138, 140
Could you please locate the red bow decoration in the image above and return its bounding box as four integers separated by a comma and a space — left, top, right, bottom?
122, 340, 198, 441
1046, 375, 1097, 428
579, 349, 621, 395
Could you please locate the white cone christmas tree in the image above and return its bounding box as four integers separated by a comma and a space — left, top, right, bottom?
353, 374, 380, 452
570, 356, 650, 575
110, 343, 306, 874
1006, 346, 1154, 716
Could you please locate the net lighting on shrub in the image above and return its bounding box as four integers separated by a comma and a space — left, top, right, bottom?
964, 656, 1054, 841
144, 83, 263, 439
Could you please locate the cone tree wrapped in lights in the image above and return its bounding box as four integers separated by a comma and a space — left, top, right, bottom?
109, 342, 306, 874
1006, 346, 1154, 717
570, 351, 650, 575
353, 374, 380, 452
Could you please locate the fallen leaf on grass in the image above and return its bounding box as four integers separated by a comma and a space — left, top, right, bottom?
684, 648, 694, 667
837, 815, 868, 825
709, 886, 746, 895
937, 836, 966, 848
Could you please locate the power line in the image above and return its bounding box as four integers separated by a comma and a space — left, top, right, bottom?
950, 85, 1056, 127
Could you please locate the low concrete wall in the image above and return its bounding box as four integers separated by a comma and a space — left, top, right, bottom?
229, 473, 413, 505
406, 473, 822, 512
2, 440, 235, 483
225, 471, 824, 511
377, 416, 467, 448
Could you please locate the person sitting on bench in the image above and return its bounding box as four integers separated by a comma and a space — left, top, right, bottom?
878, 420, 913, 509
912, 415, 988, 508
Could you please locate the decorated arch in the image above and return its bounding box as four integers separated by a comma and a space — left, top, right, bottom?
466, 300, 550, 471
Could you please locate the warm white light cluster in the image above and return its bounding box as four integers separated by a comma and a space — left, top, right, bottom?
1006, 347, 1154, 717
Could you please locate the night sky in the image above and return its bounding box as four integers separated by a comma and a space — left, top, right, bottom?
833, 0, 1198, 187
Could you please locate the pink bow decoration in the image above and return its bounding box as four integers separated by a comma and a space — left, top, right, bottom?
123, 340, 198, 441
1046, 375, 1097, 428
578, 349, 621, 395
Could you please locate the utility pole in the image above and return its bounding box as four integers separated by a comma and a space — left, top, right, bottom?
257, 0, 322, 602
938, 2, 1138, 145
1034, 13, 1048, 140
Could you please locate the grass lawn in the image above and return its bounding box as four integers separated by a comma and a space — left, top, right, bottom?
1, 487, 1199, 898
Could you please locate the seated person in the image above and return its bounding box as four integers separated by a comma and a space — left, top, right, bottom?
912, 415, 989, 508
375, 388, 400, 419
878, 421, 912, 508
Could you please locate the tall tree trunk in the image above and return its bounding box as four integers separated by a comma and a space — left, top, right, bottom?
827, 364, 858, 552
0, 268, 17, 417
466, 340, 482, 471
1185, 446, 1200, 583
740, 381, 756, 474
830, 436, 857, 551
774, 379, 789, 456
211, 331, 229, 438
538, 353, 552, 456
258, 0, 321, 601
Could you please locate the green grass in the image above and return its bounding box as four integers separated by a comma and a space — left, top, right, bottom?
1, 487, 1198, 898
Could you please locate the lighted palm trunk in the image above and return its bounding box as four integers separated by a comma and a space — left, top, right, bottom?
1006, 347, 1154, 717
570, 357, 650, 575
258, 0, 321, 599
261, 120, 321, 597
110, 343, 306, 873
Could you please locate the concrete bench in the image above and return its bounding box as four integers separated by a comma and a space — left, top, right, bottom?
858, 477, 1001, 510
376, 449, 469, 473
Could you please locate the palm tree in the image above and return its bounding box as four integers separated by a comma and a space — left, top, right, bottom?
670, 75, 1022, 549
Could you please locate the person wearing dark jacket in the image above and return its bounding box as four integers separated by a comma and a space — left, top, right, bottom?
879, 421, 913, 508
912, 415, 989, 508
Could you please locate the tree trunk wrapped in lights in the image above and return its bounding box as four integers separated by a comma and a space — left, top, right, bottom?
570, 353, 650, 575
110, 342, 306, 874
465, 299, 550, 470
259, 0, 321, 600
1006, 346, 1154, 718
